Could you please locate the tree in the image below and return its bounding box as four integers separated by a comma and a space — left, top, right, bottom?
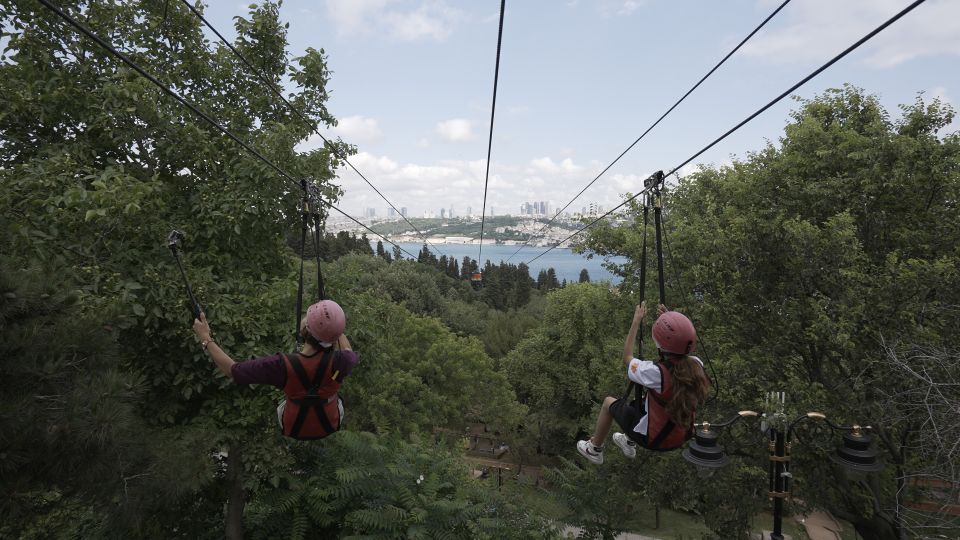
503, 283, 632, 455
376, 240, 386, 258
1, 1, 350, 536
579, 268, 591, 283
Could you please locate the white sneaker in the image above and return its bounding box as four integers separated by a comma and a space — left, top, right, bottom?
576, 440, 604, 465
612, 432, 637, 459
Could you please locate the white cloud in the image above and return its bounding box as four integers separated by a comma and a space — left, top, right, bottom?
416, 138, 431, 148
598, 0, 646, 17
929, 86, 952, 106
326, 0, 463, 41
618, 1, 643, 16
741, 0, 960, 68
435, 118, 474, 142
528, 156, 584, 176
331, 152, 657, 218
333, 115, 383, 143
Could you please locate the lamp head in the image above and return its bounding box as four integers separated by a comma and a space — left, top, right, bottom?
831, 429, 883, 474
682, 427, 729, 469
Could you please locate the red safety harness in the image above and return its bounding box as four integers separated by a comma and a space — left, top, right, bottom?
643, 359, 694, 451
280, 350, 342, 440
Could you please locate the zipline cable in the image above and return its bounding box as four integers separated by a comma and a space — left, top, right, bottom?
525, 0, 928, 266
477, 0, 506, 266
504, 0, 793, 262
36, 0, 418, 260
177, 0, 445, 257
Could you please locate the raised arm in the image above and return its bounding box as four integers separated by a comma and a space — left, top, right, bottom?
623, 302, 646, 366
193, 312, 235, 378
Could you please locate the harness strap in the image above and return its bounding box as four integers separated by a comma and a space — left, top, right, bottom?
647, 361, 674, 449
311, 212, 326, 300
286, 350, 337, 438
623, 197, 651, 402
653, 189, 666, 307
648, 418, 678, 449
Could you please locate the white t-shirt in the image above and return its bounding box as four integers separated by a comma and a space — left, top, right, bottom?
625, 356, 703, 435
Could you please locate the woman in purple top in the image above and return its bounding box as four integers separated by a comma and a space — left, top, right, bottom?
192, 300, 360, 439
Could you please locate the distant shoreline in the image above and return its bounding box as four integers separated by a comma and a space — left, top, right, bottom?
386, 241, 572, 250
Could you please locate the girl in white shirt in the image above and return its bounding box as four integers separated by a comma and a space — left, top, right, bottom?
577, 302, 710, 464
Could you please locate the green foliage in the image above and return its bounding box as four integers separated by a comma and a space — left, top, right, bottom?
544, 457, 636, 540
246, 431, 559, 539
504, 284, 632, 454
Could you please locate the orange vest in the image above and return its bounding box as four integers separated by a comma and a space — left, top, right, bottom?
645, 361, 694, 451
280, 350, 342, 440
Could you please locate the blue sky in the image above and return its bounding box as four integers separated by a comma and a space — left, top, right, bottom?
199, 0, 960, 218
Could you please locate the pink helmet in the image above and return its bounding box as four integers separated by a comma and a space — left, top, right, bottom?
304, 300, 346, 344
652, 311, 697, 355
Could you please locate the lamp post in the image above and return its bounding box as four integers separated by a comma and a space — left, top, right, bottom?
682, 393, 883, 540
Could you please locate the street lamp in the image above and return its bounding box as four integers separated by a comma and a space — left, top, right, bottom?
682, 393, 883, 540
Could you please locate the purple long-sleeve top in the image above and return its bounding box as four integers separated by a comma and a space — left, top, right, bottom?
231, 349, 360, 389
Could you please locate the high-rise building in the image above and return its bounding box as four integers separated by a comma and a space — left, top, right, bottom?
364, 208, 376, 218
400, 207, 408, 217
440, 208, 446, 219
467, 206, 472, 217
387, 208, 397, 217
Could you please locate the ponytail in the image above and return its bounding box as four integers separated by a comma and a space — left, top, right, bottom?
666, 356, 710, 427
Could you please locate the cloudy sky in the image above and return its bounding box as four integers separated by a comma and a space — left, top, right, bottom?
200, 0, 960, 218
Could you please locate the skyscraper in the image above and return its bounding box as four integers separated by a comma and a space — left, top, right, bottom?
400, 207, 408, 217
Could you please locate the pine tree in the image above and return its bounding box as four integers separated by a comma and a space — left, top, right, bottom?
579, 268, 590, 283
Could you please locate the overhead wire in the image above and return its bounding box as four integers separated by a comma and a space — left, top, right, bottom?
177, 0, 445, 257
36, 0, 418, 260
504, 0, 793, 262
524, 0, 929, 266
477, 0, 506, 266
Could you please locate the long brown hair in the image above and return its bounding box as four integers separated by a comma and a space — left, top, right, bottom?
665, 355, 711, 427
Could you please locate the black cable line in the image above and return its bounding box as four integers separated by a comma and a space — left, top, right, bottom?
525, 0, 928, 265
477, 0, 506, 266
36, 0, 417, 260
505, 0, 793, 262
177, 0, 445, 257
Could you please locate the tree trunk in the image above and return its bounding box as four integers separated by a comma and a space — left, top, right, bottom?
225, 445, 245, 540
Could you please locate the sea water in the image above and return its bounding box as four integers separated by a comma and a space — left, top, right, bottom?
391, 242, 626, 284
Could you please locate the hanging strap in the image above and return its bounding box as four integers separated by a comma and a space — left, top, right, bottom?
295, 181, 310, 349
287, 351, 337, 438
311, 211, 326, 300
653, 188, 666, 307
294, 180, 329, 349
623, 196, 650, 402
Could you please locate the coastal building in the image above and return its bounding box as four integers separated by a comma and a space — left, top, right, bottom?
444, 236, 473, 244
